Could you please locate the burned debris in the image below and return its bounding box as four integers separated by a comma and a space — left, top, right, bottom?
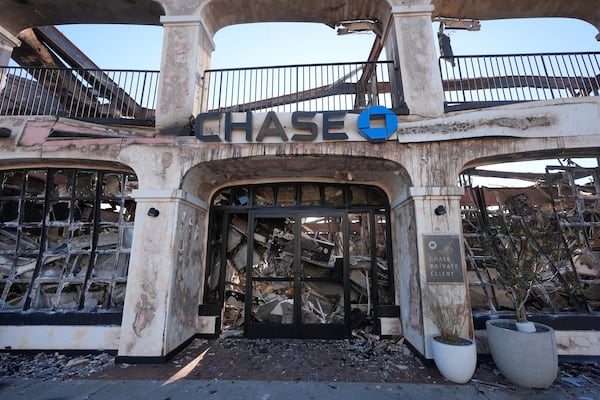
203, 183, 393, 336
2, 337, 598, 393
0, 351, 115, 380
462, 162, 600, 317
221, 214, 386, 329
0, 168, 136, 313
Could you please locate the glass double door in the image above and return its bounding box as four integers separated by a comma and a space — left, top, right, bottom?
245, 212, 349, 338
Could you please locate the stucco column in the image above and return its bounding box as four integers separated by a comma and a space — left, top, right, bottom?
384, 5, 445, 118
391, 186, 472, 359
156, 16, 215, 136
0, 26, 20, 84
117, 189, 206, 362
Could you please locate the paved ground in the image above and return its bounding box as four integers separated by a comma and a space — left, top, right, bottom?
1, 336, 599, 399
1, 377, 599, 400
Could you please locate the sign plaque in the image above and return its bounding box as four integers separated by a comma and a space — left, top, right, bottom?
423, 234, 464, 283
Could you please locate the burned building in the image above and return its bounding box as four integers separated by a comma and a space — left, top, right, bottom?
0, 0, 599, 364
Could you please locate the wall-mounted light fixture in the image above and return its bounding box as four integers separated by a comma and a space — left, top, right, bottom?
0, 127, 11, 138
434, 205, 446, 216
147, 207, 160, 217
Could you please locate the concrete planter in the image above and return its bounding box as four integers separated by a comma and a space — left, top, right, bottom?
431, 336, 477, 384
486, 319, 558, 388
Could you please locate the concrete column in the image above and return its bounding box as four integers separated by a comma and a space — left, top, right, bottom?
0, 26, 20, 84
384, 5, 445, 118
391, 186, 472, 359
117, 189, 207, 362
156, 16, 215, 136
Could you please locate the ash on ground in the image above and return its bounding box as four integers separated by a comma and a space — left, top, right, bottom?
0, 352, 114, 380
1, 333, 598, 396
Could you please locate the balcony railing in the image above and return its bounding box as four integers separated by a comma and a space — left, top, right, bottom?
440, 52, 600, 111
0, 67, 159, 125
199, 61, 402, 114
2, 53, 599, 126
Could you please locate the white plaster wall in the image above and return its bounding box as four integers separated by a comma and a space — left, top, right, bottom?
156, 16, 214, 134
4, 98, 600, 190
556, 330, 600, 356
0, 326, 120, 350
386, 5, 445, 118
393, 187, 470, 359
164, 198, 206, 353
393, 199, 423, 352
117, 189, 207, 358
118, 196, 180, 357
398, 97, 600, 143
0, 26, 20, 84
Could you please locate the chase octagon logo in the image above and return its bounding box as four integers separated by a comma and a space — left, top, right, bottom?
357, 105, 398, 142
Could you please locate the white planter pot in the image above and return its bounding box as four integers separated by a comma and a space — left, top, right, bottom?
431, 336, 477, 384
486, 319, 558, 388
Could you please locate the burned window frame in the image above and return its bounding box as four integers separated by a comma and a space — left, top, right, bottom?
204, 182, 395, 336
0, 167, 136, 320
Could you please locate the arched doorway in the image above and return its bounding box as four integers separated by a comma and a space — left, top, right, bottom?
203, 182, 394, 339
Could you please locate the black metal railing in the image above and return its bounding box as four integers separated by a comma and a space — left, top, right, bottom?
3, 53, 599, 125
440, 52, 600, 111
0, 67, 159, 125
199, 61, 399, 113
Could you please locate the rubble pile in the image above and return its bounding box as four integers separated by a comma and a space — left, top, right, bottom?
213, 213, 391, 330
0, 352, 114, 380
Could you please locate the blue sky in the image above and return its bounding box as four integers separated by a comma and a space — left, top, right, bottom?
55, 17, 600, 70
53, 18, 600, 185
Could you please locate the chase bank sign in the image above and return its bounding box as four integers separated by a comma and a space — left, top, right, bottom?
194, 105, 398, 143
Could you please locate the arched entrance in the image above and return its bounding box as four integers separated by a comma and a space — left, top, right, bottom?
203, 182, 394, 339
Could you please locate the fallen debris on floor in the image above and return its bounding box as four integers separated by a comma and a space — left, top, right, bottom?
0, 352, 114, 380
1, 337, 598, 396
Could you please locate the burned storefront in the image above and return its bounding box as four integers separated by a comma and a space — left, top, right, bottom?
1, 0, 600, 364
201, 183, 395, 338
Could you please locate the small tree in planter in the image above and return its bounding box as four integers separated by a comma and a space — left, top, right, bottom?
485, 195, 566, 330
489, 215, 542, 330
423, 286, 476, 384
483, 195, 560, 388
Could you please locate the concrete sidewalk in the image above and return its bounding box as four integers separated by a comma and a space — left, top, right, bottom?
1, 378, 599, 400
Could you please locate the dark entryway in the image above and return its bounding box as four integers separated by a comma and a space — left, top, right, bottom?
246, 212, 347, 338
203, 183, 393, 339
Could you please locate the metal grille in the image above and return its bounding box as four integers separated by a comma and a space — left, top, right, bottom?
440, 52, 600, 111
199, 61, 396, 113
0, 67, 159, 125
0, 168, 137, 313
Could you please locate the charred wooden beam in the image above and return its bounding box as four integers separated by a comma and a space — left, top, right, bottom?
353, 37, 385, 110
10, 27, 153, 120
35, 26, 152, 119
464, 167, 594, 182
442, 74, 600, 94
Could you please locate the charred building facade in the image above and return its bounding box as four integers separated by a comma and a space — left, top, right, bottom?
0, 0, 599, 363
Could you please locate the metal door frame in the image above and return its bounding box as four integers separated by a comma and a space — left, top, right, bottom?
244, 210, 350, 339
